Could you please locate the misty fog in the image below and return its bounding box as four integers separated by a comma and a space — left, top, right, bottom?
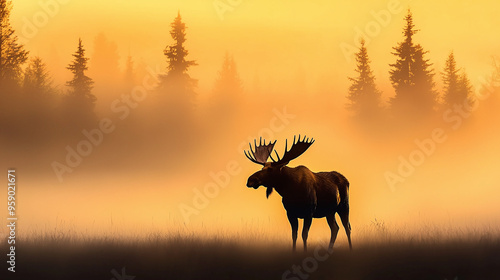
1, 0, 500, 247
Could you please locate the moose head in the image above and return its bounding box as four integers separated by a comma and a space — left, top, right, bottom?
244, 135, 315, 198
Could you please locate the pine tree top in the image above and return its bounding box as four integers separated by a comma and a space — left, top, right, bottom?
67, 38, 89, 72
442, 52, 474, 107
66, 38, 94, 101
403, 9, 417, 42
159, 11, 197, 94
389, 9, 436, 115
164, 12, 197, 76
347, 39, 381, 115
442, 52, 459, 89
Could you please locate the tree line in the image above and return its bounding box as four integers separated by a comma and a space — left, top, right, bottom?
1, 1, 242, 144
346, 9, 477, 121
0, 0, 495, 145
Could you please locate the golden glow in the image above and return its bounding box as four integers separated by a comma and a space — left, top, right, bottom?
3, 0, 500, 243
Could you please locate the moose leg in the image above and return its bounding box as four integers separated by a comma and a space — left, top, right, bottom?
287, 212, 298, 252
339, 209, 352, 250
302, 216, 313, 252
326, 213, 339, 250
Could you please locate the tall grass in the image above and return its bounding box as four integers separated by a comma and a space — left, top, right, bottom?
1, 220, 499, 279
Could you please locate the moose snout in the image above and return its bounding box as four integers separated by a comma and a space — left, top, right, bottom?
246, 176, 261, 189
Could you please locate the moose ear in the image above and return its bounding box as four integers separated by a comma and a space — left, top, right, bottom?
266, 187, 273, 199
279, 163, 289, 172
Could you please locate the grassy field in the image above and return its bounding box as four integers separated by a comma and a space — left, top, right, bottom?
3, 232, 500, 280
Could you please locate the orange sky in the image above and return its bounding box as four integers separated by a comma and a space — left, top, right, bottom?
10, 0, 500, 97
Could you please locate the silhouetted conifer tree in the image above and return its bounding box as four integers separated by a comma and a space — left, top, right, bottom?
61, 38, 97, 130
346, 39, 381, 117
20, 56, 56, 137
442, 52, 474, 108
389, 9, 435, 117
23, 57, 53, 96
66, 38, 95, 109
0, 0, 28, 93
442, 52, 459, 105
157, 12, 197, 109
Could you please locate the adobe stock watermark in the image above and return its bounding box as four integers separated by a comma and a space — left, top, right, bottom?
51, 66, 162, 182
282, 244, 334, 280
213, 0, 243, 21
385, 71, 500, 192
110, 267, 135, 280
19, 0, 71, 44
6, 169, 17, 273
340, 0, 405, 64
179, 106, 296, 224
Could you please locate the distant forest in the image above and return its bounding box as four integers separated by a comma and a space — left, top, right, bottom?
1, 0, 500, 149
346, 10, 483, 121
1, 1, 244, 146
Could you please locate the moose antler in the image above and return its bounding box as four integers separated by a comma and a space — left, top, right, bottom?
270, 135, 314, 166
244, 137, 277, 165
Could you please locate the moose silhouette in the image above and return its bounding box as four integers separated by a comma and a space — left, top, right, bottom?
245, 135, 352, 251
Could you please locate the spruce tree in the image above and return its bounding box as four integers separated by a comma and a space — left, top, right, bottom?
346, 39, 381, 117
389, 10, 415, 97
158, 12, 197, 96
66, 38, 95, 108
442, 52, 460, 107
389, 9, 435, 117
23, 57, 53, 96
22, 56, 55, 133
412, 44, 436, 110
442, 52, 474, 107
0, 0, 28, 92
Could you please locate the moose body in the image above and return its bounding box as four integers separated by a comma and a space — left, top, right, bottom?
245, 136, 352, 251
